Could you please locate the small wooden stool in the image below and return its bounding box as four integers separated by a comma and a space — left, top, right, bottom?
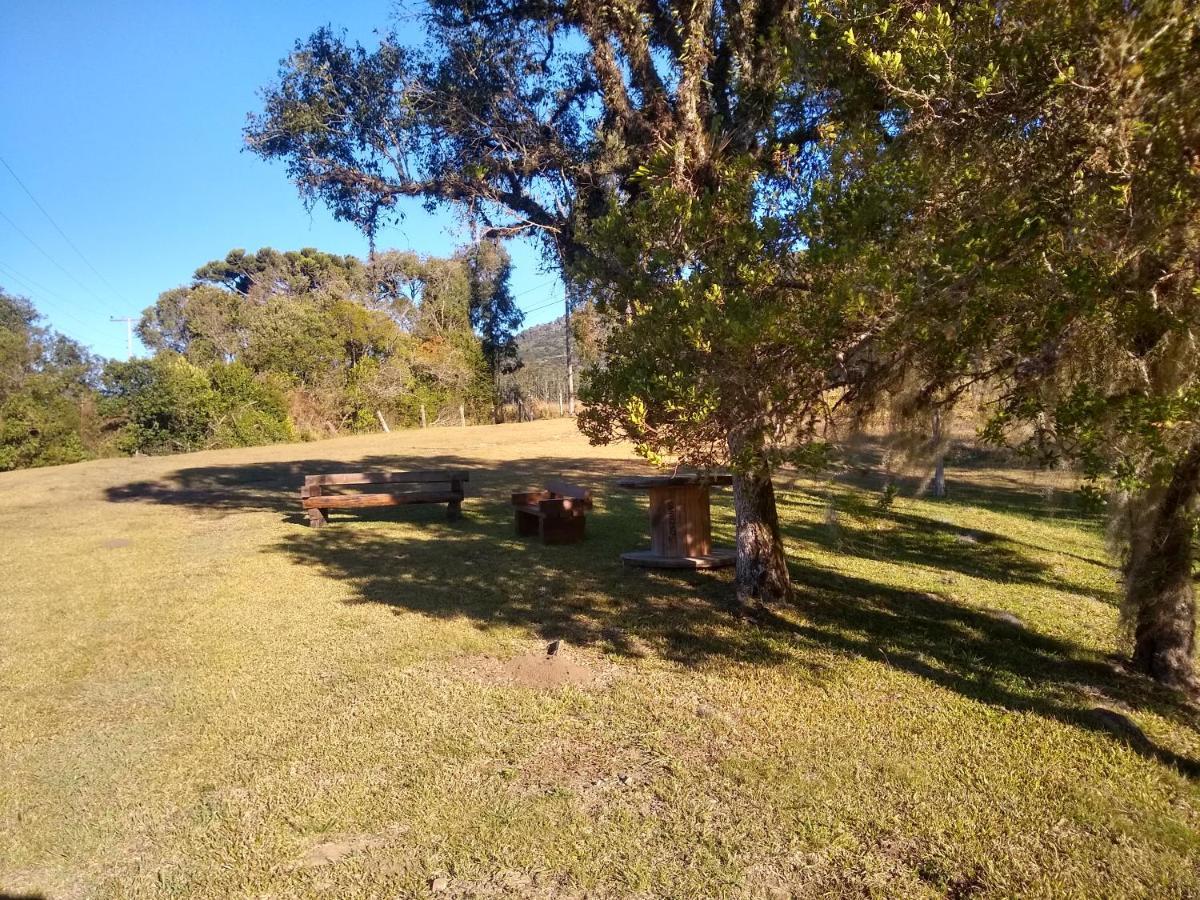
511, 480, 593, 544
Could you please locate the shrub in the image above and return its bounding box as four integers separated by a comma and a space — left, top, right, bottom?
0, 382, 89, 471
102, 356, 294, 454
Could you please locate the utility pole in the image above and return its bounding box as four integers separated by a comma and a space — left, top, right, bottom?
110, 316, 137, 359
563, 285, 575, 416
555, 247, 578, 417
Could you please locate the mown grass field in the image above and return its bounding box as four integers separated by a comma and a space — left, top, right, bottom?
1, 419, 1198, 898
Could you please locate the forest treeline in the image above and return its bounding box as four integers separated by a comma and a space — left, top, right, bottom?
0, 241, 548, 471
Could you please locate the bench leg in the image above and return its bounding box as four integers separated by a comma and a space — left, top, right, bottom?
515, 509, 539, 536
304, 477, 327, 527
541, 514, 585, 545
447, 478, 464, 522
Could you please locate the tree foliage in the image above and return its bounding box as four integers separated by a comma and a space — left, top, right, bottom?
245, 0, 876, 603
464, 238, 524, 419
135, 244, 517, 437
804, 0, 1200, 691
100, 356, 293, 454
0, 288, 101, 471
248, 0, 1200, 681
2, 239, 523, 469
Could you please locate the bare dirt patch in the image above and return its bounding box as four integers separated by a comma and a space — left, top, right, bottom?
290, 826, 407, 870
510, 735, 662, 801
459, 644, 602, 690
429, 869, 586, 898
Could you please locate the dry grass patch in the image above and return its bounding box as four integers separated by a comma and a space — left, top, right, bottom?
1, 420, 1197, 898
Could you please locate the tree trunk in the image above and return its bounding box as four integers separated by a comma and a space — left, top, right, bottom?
1123, 442, 1200, 694
932, 408, 946, 498
729, 448, 791, 607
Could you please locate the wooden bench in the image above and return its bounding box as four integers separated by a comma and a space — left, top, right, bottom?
511, 480, 593, 544
301, 471, 468, 527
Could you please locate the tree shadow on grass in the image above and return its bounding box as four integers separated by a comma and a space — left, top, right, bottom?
103, 452, 646, 525
782, 565, 1199, 775
271, 486, 805, 670
774, 492, 1116, 605
105, 448, 1199, 775
269, 509, 1199, 774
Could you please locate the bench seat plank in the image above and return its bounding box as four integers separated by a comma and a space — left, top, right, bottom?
300, 469, 467, 527
304, 490, 459, 510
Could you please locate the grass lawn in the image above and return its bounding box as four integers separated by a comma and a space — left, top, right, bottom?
1, 419, 1198, 898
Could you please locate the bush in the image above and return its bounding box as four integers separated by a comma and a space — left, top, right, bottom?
102, 356, 294, 454
207, 363, 295, 447
0, 288, 102, 470
0, 382, 90, 471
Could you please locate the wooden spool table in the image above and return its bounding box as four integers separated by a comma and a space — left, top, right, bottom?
616, 474, 735, 569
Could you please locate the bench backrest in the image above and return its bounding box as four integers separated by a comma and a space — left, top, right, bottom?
545, 479, 592, 507
304, 470, 468, 492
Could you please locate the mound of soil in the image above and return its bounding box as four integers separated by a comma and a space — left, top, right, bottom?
462, 645, 598, 690
501, 651, 595, 688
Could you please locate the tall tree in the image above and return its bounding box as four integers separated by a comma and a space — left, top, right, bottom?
138, 246, 493, 434
816, 1, 1200, 691
0, 288, 101, 470
463, 239, 524, 422
245, 0, 884, 603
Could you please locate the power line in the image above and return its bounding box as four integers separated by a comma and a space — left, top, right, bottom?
522, 295, 567, 315
0, 207, 111, 309
0, 154, 129, 304
0, 258, 79, 307
0, 260, 93, 330
512, 278, 557, 299
0, 282, 91, 332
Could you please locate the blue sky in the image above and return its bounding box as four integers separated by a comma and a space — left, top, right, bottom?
0, 0, 565, 360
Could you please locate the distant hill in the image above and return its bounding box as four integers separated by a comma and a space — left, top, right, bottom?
511, 316, 568, 402
510, 307, 604, 405
516, 316, 566, 369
